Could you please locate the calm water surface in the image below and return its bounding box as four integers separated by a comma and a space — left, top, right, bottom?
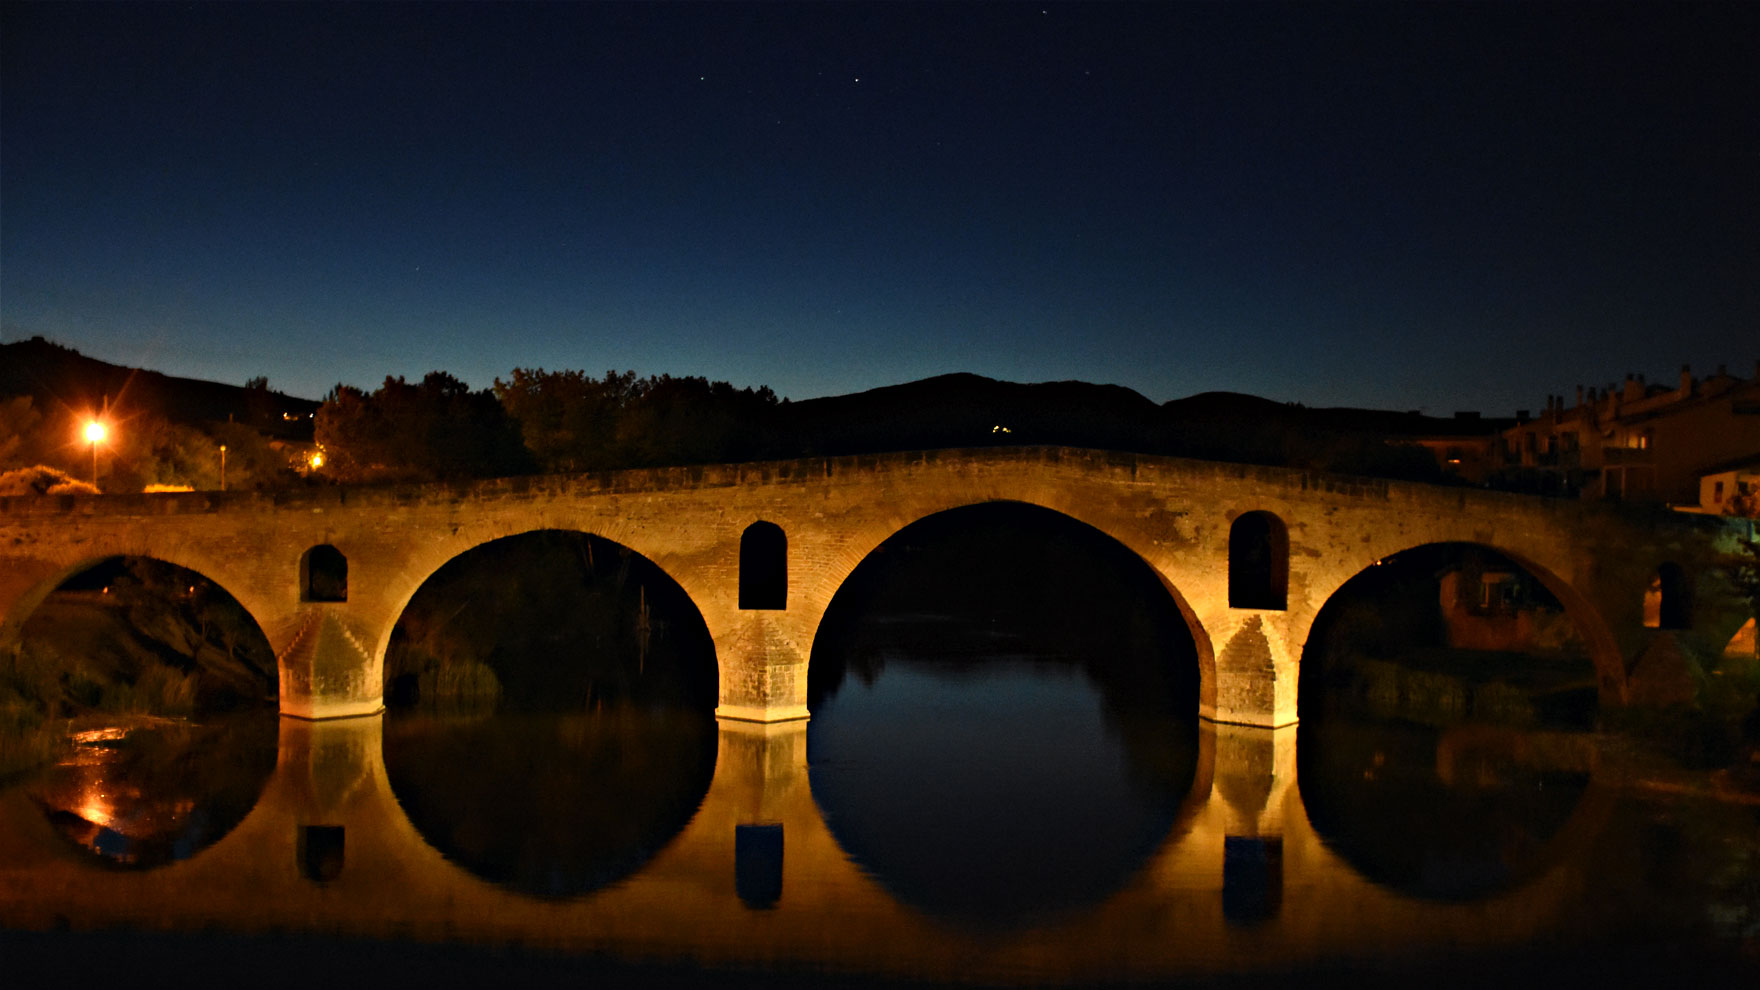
4, 609, 1758, 985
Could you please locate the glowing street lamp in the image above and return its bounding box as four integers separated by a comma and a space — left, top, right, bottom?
219, 444, 228, 492
309, 451, 325, 471
83, 420, 107, 488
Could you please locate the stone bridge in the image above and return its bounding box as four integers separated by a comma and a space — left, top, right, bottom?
0, 446, 1747, 726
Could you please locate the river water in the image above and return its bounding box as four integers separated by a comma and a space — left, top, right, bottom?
3, 640, 1756, 986
3, 513, 1757, 984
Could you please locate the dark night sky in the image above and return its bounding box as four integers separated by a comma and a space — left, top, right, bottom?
3, 2, 1755, 414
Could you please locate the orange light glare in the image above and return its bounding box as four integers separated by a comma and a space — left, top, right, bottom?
84, 421, 107, 444
310, 452, 325, 469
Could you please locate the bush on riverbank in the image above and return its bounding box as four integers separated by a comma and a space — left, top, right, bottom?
0, 644, 63, 778
1330, 650, 1598, 729
1602, 648, 1760, 768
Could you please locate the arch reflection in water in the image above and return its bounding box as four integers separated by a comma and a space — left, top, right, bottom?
808, 502, 1203, 929
1297, 718, 1592, 901
29, 714, 278, 869
384, 709, 717, 898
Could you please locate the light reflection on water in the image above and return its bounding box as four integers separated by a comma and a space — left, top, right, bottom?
24, 714, 276, 870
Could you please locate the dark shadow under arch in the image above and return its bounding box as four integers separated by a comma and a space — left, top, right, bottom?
382, 528, 718, 712
807, 499, 1211, 713
16, 554, 279, 713
1299, 541, 1624, 723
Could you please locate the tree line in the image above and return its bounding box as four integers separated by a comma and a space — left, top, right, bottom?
316, 369, 783, 483
3, 359, 1551, 491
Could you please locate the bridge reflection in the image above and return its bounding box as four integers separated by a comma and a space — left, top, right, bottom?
0, 713, 1619, 984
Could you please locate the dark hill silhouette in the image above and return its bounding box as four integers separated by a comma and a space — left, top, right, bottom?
1153, 390, 1508, 477
779, 376, 1503, 481
781, 373, 1165, 455
0, 336, 319, 440
1, 338, 1507, 483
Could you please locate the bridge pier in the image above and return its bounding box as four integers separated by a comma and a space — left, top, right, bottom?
273, 606, 385, 720
1206, 611, 1302, 728
708, 610, 814, 723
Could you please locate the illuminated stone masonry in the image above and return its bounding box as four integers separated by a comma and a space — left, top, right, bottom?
0, 446, 1747, 725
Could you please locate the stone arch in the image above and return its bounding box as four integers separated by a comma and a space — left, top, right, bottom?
1642, 562, 1691, 631
1297, 540, 1626, 713
300, 544, 348, 603
0, 551, 280, 708
804, 498, 1215, 718
376, 526, 718, 710
738, 521, 787, 610
1228, 510, 1288, 610
2, 549, 277, 663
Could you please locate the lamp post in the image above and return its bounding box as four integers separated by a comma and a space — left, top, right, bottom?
219, 444, 228, 492
84, 421, 106, 489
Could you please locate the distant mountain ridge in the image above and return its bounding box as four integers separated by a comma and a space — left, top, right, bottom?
0, 336, 319, 440
783, 372, 1507, 465
785, 373, 1167, 455
2, 337, 1508, 477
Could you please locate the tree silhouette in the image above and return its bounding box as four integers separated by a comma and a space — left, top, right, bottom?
317, 372, 532, 482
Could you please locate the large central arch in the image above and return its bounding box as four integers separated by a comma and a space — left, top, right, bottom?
800, 498, 1210, 927
803, 497, 1216, 716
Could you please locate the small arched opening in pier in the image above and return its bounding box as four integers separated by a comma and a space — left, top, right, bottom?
1642, 562, 1691, 630
739, 521, 787, 610
300, 544, 348, 603
1228, 510, 1288, 610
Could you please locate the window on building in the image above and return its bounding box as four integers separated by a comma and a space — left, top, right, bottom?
300, 545, 347, 602
1476, 572, 1519, 612
1228, 511, 1288, 610
739, 521, 787, 610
